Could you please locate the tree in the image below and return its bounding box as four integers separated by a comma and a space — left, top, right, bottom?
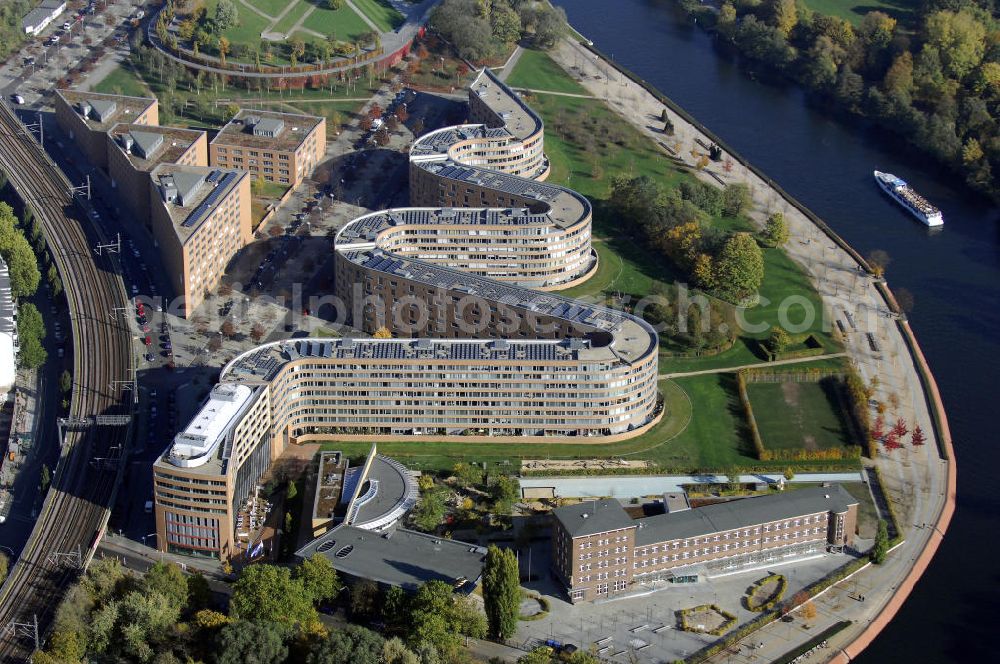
229, 564, 317, 628
220, 320, 236, 338
373, 326, 392, 339
187, 573, 213, 612
891, 417, 908, 438
0, 202, 41, 297
407, 580, 470, 655
766, 0, 797, 38
286, 479, 298, 501
308, 625, 384, 664
382, 637, 420, 664
721, 183, 751, 217
866, 249, 891, 277
216, 620, 288, 664
325, 0, 344, 8
783, 467, 795, 481
218, 36, 230, 65
350, 579, 380, 622
871, 519, 889, 563
295, 555, 343, 606
144, 561, 189, 610
214, 0, 239, 33
763, 212, 789, 246
17, 302, 46, 368
766, 326, 791, 353
452, 462, 483, 488
250, 323, 266, 343
381, 585, 409, 634
412, 487, 446, 531
490, 3, 521, 44
713, 233, 764, 302
39, 464, 50, 493
801, 600, 817, 621
59, 370, 72, 393
0, 552, 7, 581
910, 425, 926, 447
482, 545, 519, 640
924, 10, 986, 80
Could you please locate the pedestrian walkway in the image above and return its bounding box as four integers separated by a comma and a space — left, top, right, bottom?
659, 352, 848, 379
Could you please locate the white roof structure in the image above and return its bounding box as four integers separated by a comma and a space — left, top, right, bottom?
0, 258, 16, 394
22, 0, 66, 35
168, 383, 253, 467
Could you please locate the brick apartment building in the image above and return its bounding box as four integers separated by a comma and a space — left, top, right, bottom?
210, 110, 325, 187
551, 485, 859, 602
54, 90, 158, 170
107, 123, 208, 229
148, 164, 251, 316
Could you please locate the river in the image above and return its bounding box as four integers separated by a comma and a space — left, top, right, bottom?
553, 0, 1000, 661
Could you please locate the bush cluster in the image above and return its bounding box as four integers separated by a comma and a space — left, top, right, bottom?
744, 574, 787, 612
676, 604, 738, 636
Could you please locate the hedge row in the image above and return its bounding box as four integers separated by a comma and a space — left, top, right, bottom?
686, 558, 866, 663
773, 621, 852, 664
736, 370, 767, 460
661, 338, 736, 359
743, 367, 844, 383
760, 446, 862, 462
519, 464, 663, 478
677, 604, 738, 637
844, 366, 876, 457
872, 465, 903, 545
745, 574, 787, 612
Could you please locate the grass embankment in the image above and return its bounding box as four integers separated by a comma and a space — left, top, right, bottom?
95, 59, 373, 128
301, 3, 373, 42
503, 49, 590, 94
351, 0, 406, 32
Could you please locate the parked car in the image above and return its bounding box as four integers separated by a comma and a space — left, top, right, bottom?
11, 94, 24, 105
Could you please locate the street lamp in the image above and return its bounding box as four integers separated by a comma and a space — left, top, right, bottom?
141, 532, 157, 547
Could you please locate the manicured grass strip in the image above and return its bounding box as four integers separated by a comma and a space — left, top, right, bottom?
351, 0, 405, 32
245, 0, 289, 19
93, 64, 152, 98
505, 48, 589, 95
273, 0, 314, 35
204, 0, 271, 43
800, 0, 917, 27
301, 3, 374, 41
747, 381, 850, 451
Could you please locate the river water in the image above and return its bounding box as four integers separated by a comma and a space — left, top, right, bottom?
553, 0, 1000, 660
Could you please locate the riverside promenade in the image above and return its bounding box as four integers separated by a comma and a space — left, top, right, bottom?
546, 36, 956, 663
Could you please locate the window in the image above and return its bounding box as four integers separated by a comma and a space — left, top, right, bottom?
571, 590, 584, 600
597, 583, 609, 595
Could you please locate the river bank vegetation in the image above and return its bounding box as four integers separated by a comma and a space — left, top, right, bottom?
674, 0, 999, 201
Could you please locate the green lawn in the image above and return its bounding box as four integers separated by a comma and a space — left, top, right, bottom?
204, 0, 271, 43
800, 0, 918, 27
273, 0, 314, 34
300, 3, 373, 42
245, 0, 290, 18
747, 380, 852, 451
93, 64, 153, 98
504, 48, 590, 95
286, 99, 367, 136
351, 0, 405, 32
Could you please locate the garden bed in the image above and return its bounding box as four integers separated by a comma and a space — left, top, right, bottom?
676, 604, 737, 636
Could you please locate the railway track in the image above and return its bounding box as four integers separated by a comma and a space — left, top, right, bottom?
0, 102, 134, 661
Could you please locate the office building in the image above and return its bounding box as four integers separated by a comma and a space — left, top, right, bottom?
551, 485, 859, 602
148, 164, 251, 316
210, 110, 325, 187
54, 90, 158, 170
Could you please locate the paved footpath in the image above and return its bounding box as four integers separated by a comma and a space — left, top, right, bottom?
547, 37, 952, 663
659, 352, 847, 378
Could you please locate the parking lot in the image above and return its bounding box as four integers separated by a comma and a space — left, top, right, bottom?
515, 537, 857, 663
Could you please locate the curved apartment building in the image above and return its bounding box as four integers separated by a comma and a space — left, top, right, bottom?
154, 69, 661, 559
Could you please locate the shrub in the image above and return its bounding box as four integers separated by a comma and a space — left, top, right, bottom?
744, 574, 787, 612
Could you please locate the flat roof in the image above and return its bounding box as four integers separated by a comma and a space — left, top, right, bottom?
150, 164, 245, 242
313, 451, 347, 522
297, 525, 487, 591
56, 90, 156, 132
212, 109, 323, 153
166, 384, 253, 468
109, 123, 204, 172
470, 68, 542, 142
346, 455, 419, 529
0, 258, 14, 390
